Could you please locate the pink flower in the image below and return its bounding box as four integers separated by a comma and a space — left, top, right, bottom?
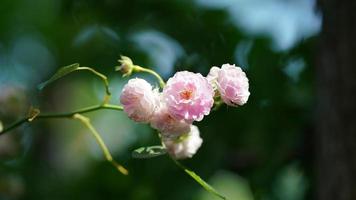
163, 125, 203, 159
163, 71, 214, 123
150, 101, 191, 138
206, 66, 220, 87
120, 78, 159, 123
208, 64, 250, 106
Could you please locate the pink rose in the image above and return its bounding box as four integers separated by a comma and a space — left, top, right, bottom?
163, 125, 203, 159
120, 78, 159, 123
206, 66, 220, 87
150, 101, 191, 138
163, 71, 214, 123
208, 64, 250, 106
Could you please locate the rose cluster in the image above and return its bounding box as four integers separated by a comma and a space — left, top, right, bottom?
120, 64, 250, 159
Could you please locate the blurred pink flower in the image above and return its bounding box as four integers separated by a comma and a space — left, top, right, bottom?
163, 71, 214, 123
163, 125, 203, 159
208, 64, 250, 106
150, 101, 191, 138
120, 78, 159, 123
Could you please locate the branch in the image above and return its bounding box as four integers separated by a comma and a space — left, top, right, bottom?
73, 113, 128, 175
134, 66, 166, 88
38, 64, 112, 103
116, 55, 166, 88
78, 67, 112, 103
172, 158, 227, 200
0, 104, 123, 136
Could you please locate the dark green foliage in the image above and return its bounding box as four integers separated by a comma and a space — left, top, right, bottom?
0, 0, 316, 199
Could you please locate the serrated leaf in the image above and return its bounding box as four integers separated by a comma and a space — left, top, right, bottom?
132, 145, 167, 159
174, 160, 227, 200
38, 63, 80, 90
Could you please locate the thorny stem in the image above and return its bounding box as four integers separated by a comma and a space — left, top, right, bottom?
0, 104, 123, 136
73, 114, 128, 175
134, 65, 166, 88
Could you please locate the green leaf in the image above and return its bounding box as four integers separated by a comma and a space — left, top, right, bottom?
0, 120, 3, 132
132, 146, 167, 159
174, 160, 227, 200
38, 63, 80, 90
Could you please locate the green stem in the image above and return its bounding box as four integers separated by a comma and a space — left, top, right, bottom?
73, 114, 128, 175
79, 67, 111, 103
134, 66, 166, 88
171, 157, 227, 200
0, 104, 123, 136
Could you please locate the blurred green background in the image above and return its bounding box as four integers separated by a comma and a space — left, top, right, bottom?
0, 0, 321, 199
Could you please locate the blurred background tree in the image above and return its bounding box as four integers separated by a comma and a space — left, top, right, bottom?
1, 0, 349, 199
316, 0, 356, 199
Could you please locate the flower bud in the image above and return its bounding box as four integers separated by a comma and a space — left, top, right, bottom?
116, 55, 135, 77
206, 66, 220, 91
